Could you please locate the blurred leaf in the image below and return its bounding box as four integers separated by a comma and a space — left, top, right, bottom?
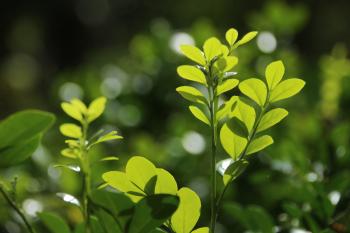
38, 212, 71, 233
223, 159, 249, 185
180, 45, 206, 66
176, 86, 207, 105
91, 131, 123, 147
191, 227, 209, 233
246, 135, 273, 155
239, 78, 267, 106
61, 102, 83, 122
217, 79, 239, 95
100, 156, 119, 161
177, 65, 207, 86
90, 216, 104, 233
265, 60, 285, 90
257, 108, 288, 133
87, 97, 107, 122
189, 105, 210, 125
128, 194, 179, 233
269, 78, 305, 102
59, 123, 82, 138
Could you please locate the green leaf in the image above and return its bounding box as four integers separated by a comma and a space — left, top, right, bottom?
239, 78, 267, 106
225, 28, 238, 45
100, 156, 119, 161
235, 31, 258, 47
70, 98, 87, 114
91, 131, 123, 147
191, 227, 209, 233
226, 117, 249, 138
61, 148, 79, 159
126, 156, 158, 194
223, 159, 249, 185
0, 110, 55, 149
269, 78, 305, 102
38, 212, 71, 233
90, 216, 105, 233
102, 171, 145, 202
257, 108, 288, 133
59, 123, 82, 138
0, 135, 40, 167
189, 106, 210, 125
265, 60, 285, 90
216, 96, 238, 121
203, 37, 222, 61
129, 194, 179, 233
61, 102, 83, 122
230, 98, 256, 133
246, 135, 273, 155
87, 97, 107, 122
220, 122, 247, 160
155, 168, 178, 195
177, 65, 207, 86
180, 45, 206, 66
217, 79, 239, 95
176, 86, 207, 105
215, 56, 238, 72
171, 187, 201, 233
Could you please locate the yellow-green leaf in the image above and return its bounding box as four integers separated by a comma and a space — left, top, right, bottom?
269, 78, 305, 102
216, 96, 238, 121
189, 106, 210, 125
177, 65, 207, 86
215, 56, 238, 72
61, 102, 83, 122
246, 135, 273, 155
91, 131, 123, 147
61, 148, 79, 158
225, 28, 238, 45
180, 45, 206, 65
59, 123, 82, 138
265, 60, 285, 90
125, 156, 157, 194
100, 156, 119, 161
171, 187, 201, 233
230, 98, 256, 133
87, 97, 107, 122
102, 171, 144, 202
203, 37, 222, 61
257, 108, 289, 133
239, 78, 267, 106
235, 31, 258, 47
176, 86, 207, 105
191, 227, 209, 233
217, 79, 239, 95
223, 159, 249, 185
220, 123, 247, 160
155, 168, 178, 195
70, 98, 87, 114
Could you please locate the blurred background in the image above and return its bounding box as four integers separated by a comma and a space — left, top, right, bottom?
1, 0, 350, 232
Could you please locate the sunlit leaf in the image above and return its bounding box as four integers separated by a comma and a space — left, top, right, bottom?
217, 96, 238, 121
203, 37, 222, 61
269, 78, 305, 102
246, 135, 273, 155
265, 60, 285, 90
176, 86, 207, 105
189, 106, 210, 125
155, 168, 178, 195
177, 65, 207, 86
59, 123, 82, 138
257, 108, 288, 133
239, 78, 267, 106
70, 99, 87, 114
180, 45, 206, 66
91, 131, 123, 147
171, 187, 201, 233
87, 97, 107, 122
191, 227, 210, 233
225, 28, 238, 45
129, 194, 179, 233
220, 123, 247, 160
38, 212, 71, 233
100, 156, 119, 161
61, 148, 79, 159
215, 56, 238, 72
223, 159, 249, 185
221, 45, 229, 56
235, 31, 258, 47
61, 102, 83, 122
230, 98, 256, 133
217, 79, 239, 95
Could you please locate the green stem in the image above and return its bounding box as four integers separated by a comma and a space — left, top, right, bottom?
0, 186, 36, 233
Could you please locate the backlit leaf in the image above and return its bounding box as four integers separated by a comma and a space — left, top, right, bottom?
257, 108, 288, 133
70, 99, 87, 114
225, 28, 238, 45
216, 96, 238, 121
265, 60, 285, 90
246, 135, 273, 155
235, 31, 258, 47
59, 123, 82, 138
239, 78, 267, 106
91, 131, 123, 146
269, 78, 305, 102
177, 65, 207, 86
220, 123, 247, 160
100, 156, 119, 161
189, 106, 210, 125
203, 37, 222, 61
176, 86, 207, 105
191, 227, 210, 233
87, 97, 107, 122
155, 168, 178, 195
180, 45, 206, 65
38, 212, 71, 233
171, 187, 201, 233
217, 79, 239, 95
230, 98, 256, 133
215, 56, 238, 72
61, 148, 79, 159
223, 159, 249, 185
61, 102, 83, 122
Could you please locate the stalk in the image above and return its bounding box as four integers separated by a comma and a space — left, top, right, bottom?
0, 186, 36, 233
